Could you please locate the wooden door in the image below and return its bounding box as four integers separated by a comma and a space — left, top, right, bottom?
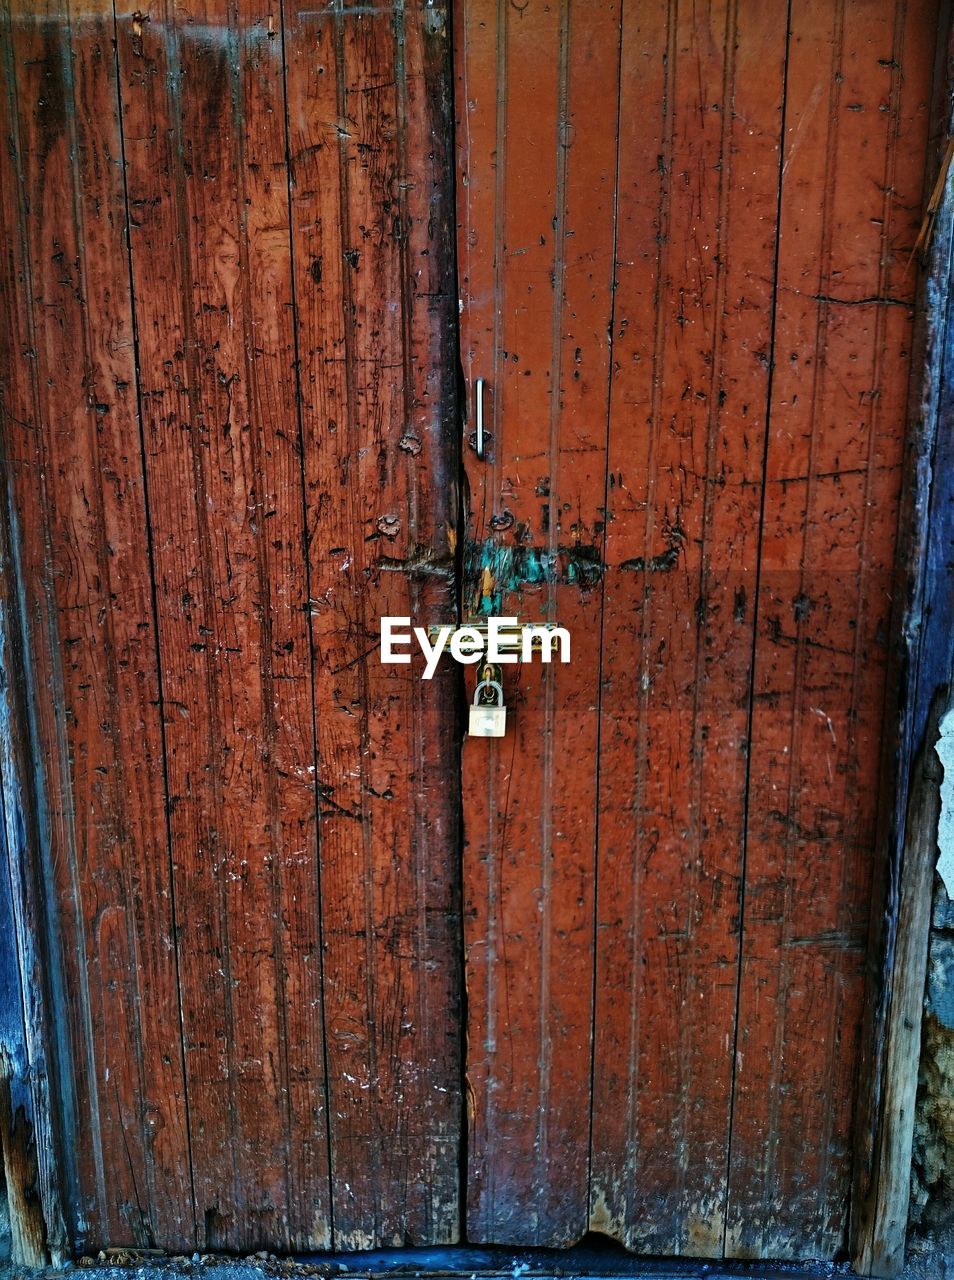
0, 0, 943, 1262
0, 0, 460, 1254
455, 0, 940, 1259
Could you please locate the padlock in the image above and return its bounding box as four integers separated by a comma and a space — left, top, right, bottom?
469, 678, 506, 738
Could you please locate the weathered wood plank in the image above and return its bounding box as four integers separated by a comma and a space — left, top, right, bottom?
0, 1051, 46, 1265
590, 0, 788, 1255
0, 0, 192, 1249
455, 0, 619, 1244
0, 11, 76, 1261
283, 0, 460, 1248
726, 0, 939, 1258
114, 0, 329, 1250
855, 697, 945, 1276
0, 458, 69, 1264
853, 9, 954, 1270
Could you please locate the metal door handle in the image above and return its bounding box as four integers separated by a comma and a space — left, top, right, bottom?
475, 377, 485, 459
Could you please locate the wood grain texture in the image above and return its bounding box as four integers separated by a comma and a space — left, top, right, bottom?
114, 0, 325, 1247
0, 1051, 48, 1265
0, 373, 71, 1265
852, 9, 954, 1269
0, 0, 192, 1249
455, 0, 785, 1251
590, 0, 787, 1256
0, 0, 942, 1259
283, 0, 461, 1249
725, 0, 939, 1258
0, 9, 75, 1262
455, 0, 940, 1258
0, 0, 459, 1253
455, 0, 619, 1244
853, 697, 944, 1277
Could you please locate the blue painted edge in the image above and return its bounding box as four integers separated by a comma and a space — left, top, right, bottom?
0, 474, 72, 1262
912, 211, 954, 738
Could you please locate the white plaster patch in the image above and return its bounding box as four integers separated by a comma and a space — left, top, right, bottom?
936, 705, 954, 898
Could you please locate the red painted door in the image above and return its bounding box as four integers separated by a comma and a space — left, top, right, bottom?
0, 0, 942, 1261
0, 0, 460, 1254
455, 0, 939, 1259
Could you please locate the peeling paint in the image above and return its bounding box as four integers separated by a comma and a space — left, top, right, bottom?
586, 1186, 624, 1241
935, 706, 954, 899
619, 522, 686, 574
464, 539, 603, 616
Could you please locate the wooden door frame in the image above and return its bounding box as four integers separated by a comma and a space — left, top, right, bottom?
851, 4, 954, 1274
0, 452, 71, 1265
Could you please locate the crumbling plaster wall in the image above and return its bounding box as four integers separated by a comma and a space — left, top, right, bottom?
912, 706, 954, 1229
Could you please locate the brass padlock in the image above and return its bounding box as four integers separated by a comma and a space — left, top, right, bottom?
469, 677, 506, 738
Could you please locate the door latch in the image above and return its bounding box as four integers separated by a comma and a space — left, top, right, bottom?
474, 376, 485, 459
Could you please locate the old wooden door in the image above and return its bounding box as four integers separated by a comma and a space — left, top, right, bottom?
0, 0, 460, 1256
0, 0, 943, 1263
455, 0, 940, 1261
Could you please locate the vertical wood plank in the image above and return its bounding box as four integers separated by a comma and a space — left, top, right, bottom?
114, 0, 330, 1249
455, 0, 621, 1245
0, 12, 78, 1257
589, 0, 788, 1255
0, 0, 193, 1249
0, 362, 70, 1266
283, 0, 461, 1248
726, 0, 940, 1258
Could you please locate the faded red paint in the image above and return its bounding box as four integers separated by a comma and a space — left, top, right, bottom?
0, 0, 459, 1254
455, 0, 939, 1259
0, 0, 942, 1261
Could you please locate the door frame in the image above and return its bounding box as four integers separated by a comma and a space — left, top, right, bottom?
0, 0, 952, 1269
0, 446, 71, 1265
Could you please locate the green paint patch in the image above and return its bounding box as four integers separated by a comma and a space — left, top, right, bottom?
464, 539, 604, 615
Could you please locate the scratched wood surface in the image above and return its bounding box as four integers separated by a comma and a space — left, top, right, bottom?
0, 0, 943, 1260
454, 0, 939, 1258
455, 0, 615, 1244
725, 0, 940, 1259
590, 0, 789, 1255
282, 0, 460, 1249
0, 0, 459, 1253
0, 0, 194, 1248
